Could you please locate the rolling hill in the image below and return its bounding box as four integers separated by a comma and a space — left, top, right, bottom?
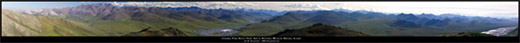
272, 23, 369, 36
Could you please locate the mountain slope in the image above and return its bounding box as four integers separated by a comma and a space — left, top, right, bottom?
440, 32, 495, 37
2, 10, 110, 36
238, 23, 284, 36
2, 10, 42, 36
124, 27, 188, 36
506, 28, 518, 36
272, 23, 369, 36
15, 3, 283, 36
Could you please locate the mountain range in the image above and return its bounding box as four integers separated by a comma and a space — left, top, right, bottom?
2, 3, 518, 36
240, 9, 518, 36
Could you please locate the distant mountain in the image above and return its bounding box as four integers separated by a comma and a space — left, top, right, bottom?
272, 23, 369, 36
240, 9, 518, 36
438, 14, 464, 18
124, 27, 188, 36
47, 3, 284, 24
394, 13, 450, 27
302, 11, 357, 25
389, 20, 422, 27
440, 32, 495, 37
330, 9, 354, 12
46, 3, 273, 21
3, 3, 518, 36
5, 3, 289, 36
231, 8, 286, 16
164, 6, 282, 23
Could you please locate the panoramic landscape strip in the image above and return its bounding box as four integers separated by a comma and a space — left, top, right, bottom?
1, 2, 518, 36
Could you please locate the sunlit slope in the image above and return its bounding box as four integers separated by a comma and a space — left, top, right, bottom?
2, 10, 42, 36
37, 16, 112, 36
2, 10, 110, 36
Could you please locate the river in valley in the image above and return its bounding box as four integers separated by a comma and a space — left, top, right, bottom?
481, 27, 518, 36
193, 25, 246, 36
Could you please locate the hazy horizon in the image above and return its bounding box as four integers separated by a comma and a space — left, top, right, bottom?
2, 1, 518, 18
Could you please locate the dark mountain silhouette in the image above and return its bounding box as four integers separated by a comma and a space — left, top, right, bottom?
272, 23, 369, 36
138, 27, 152, 32
125, 27, 187, 36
